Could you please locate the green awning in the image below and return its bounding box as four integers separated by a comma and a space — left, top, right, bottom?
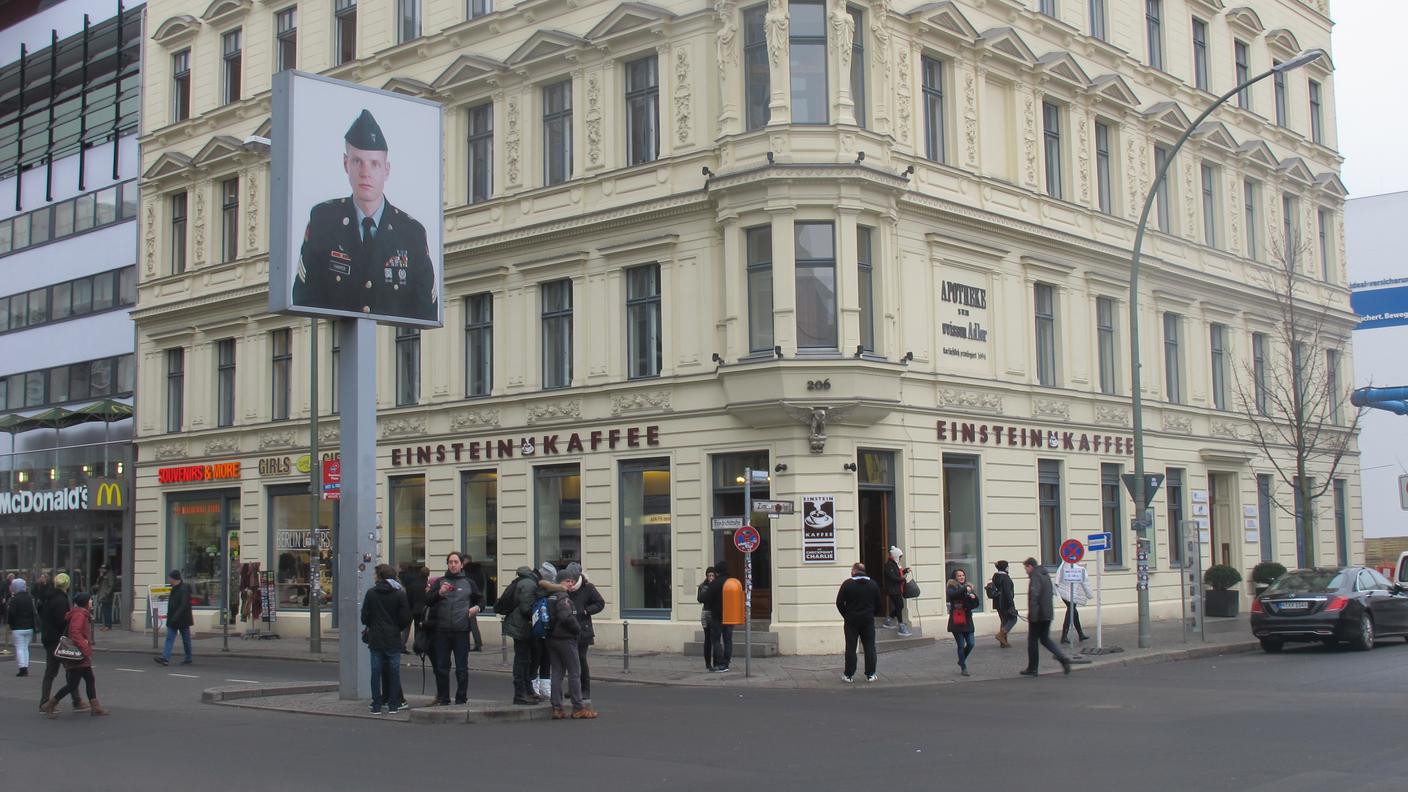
0, 399, 133, 434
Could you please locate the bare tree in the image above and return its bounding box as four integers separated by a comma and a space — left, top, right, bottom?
1231, 234, 1361, 567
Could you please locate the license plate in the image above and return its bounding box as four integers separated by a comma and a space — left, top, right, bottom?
1278, 601, 1310, 610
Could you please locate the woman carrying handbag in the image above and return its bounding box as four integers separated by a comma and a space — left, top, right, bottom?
946, 569, 979, 677
42, 592, 109, 718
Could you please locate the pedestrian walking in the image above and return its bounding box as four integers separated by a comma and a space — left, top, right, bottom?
425, 551, 483, 705
155, 569, 194, 667
947, 569, 979, 676
562, 563, 604, 705
987, 560, 1019, 648
95, 564, 117, 631
1019, 558, 1071, 677
696, 568, 718, 671
702, 562, 733, 672
40, 573, 85, 711
362, 564, 411, 714
544, 568, 596, 720
500, 565, 541, 705
7, 577, 36, 676
41, 592, 108, 718
1056, 560, 1092, 643
883, 547, 913, 636
836, 562, 883, 683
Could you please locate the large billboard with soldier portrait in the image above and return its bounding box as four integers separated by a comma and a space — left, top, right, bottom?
269, 71, 443, 327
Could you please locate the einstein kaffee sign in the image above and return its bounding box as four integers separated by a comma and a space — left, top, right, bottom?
0, 478, 126, 515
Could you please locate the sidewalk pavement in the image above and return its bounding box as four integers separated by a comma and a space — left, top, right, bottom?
84, 613, 1257, 690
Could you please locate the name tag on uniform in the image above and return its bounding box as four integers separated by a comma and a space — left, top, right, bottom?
330, 248, 352, 276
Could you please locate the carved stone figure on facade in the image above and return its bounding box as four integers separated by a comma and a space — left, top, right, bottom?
830, 0, 854, 66
783, 403, 858, 453
765, 0, 789, 66
715, 0, 738, 66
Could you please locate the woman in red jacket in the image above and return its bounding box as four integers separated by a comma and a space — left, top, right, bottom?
41, 592, 109, 718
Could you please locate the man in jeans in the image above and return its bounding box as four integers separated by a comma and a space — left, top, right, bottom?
501, 565, 541, 705
702, 562, 733, 673
361, 564, 411, 714
836, 562, 883, 682
424, 551, 482, 705
154, 570, 193, 667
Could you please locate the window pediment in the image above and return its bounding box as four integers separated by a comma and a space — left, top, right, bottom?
1088, 74, 1140, 108
252, 117, 272, 139
144, 151, 195, 180
152, 15, 200, 47
1037, 52, 1090, 89
433, 54, 507, 91
1264, 28, 1300, 56
1314, 172, 1347, 199
381, 77, 435, 97
507, 30, 587, 67
200, 0, 250, 25
586, 3, 675, 42
1143, 101, 1190, 133
193, 135, 245, 167
1225, 6, 1264, 36
1276, 157, 1315, 185
908, 1, 979, 43
978, 27, 1036, 67
1193, 121, 1238, 151
1236, 140, 1278, 169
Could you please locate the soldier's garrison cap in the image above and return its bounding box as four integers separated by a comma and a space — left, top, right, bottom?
345, 109, 388, 151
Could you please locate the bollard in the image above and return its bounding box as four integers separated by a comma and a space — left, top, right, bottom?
149, 595, 157, 650
622, 620, 630, 674
500, 632, 507, 666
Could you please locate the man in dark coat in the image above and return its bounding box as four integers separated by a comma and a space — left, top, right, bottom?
990, 560, 1019, 648
1020, 558, 1070, 677
156, 569, 194, 667
501, 565, 541, 705
424, 552, 483, 705
292, 109, 436, 321
361, 564, 412, 714
703, 562, 733, 673
39, 573, 83, 709
836, 562, 883, 682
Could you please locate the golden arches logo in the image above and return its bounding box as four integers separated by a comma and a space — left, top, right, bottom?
94, 482, 123, 508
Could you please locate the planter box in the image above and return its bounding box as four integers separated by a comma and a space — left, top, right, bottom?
1205, 589, 1240, 618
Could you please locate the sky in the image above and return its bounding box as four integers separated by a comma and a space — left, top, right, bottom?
1332, 2, 1408, 199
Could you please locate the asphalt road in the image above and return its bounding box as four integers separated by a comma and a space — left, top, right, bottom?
1, 640, 1406, 791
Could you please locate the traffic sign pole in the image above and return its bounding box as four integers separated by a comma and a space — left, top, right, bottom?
1096, 548, 1103, 651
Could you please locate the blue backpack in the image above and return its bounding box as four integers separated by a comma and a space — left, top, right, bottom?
531, 596, 551, 638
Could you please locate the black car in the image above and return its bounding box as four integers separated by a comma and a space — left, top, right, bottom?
1251, 566, 1408, 653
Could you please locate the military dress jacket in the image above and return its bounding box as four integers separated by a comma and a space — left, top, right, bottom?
293, 196, 436, 321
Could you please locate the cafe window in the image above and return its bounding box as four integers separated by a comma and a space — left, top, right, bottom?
269, 484, 336, 611
1166, 467, 1185, 565
1101, 463, 1123, 566
389, 475, 426, 572
167, 494, 235, 609
620, 458, 672, 616
462, 470, 499, 608
535, 464, 582, 571
942, 454, 981, 588
1038, 459, 1062, 566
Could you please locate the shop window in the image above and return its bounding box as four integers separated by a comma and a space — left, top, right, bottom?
1166, 467, 1185, 565
269, 485, 336, 610
462, 470, 498, 607
1101, 463, 1123, 566
620, 458, 671, 615
167, 495, 231, 608
389, 475, 426, 571
535, 464, 582, 571
1037, 459, 1062, 566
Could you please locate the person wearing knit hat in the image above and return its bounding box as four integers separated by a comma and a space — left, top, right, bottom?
561, 562, 604, 707
7, 577, 36, 676
53, 573, 70, 592
530, 561, 563, 699
38, 571, 85, 711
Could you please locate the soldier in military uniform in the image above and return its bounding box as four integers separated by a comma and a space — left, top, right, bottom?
293, 109, 437, 321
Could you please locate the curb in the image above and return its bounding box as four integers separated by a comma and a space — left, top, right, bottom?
202, 681, 338, 703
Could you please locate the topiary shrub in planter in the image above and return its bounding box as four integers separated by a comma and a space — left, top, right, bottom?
1204, 564, 1243, 617
1251, 562, 1287, 594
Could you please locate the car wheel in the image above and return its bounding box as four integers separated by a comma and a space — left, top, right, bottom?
1349, 614, 1374, 652
1260, 638, 1284, 654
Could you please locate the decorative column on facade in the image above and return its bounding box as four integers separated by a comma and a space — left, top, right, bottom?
1076, 106, 1092, 207
243, 166, 261, 255
1018, 83, 1038, 191
764, 0, 791, 127
588, 265, 612, 382
868, 0, 891, 138
1007, 273, 1031, 379
508, 286, 529, 388
1228, 166, 1243, 257
893, 39, 913, 148
188, 338, 211, 429
191, 181, 207, 267
241, 327, 261, 422
504, 88, 523, 190
829, 0, 856, 126
584, 65, 606, 173
1125, 128, 1147, 223
769, 207, 797, 354
962, 63, 981, 170
667, 42, 694, 152
143, 199, 158, 277
1182, 157, 1198, 243
715, 0, 741, 134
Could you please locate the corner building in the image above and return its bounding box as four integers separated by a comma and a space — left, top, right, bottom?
133, 0, 1358, 653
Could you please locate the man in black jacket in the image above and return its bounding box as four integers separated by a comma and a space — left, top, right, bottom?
990, 560, 1019, 648
836, 563, 883, 682
156, 569, 194, 667
1020, 558, 1070, 677
702, 562, 733, 673
39, 573, 83, 709
362, 564, 412, 714
425, 551, 482, 704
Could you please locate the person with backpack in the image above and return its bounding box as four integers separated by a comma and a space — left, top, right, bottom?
986, 560, 1018, 648
498, 565, 541, 705
8, 577, 36, 676
883, 547, 912, 636
424, 551, 483, 705
947, 568, 979, 676
562, 563, 605, 705
41, 592, 108, 718
696, 568, 718, 671
39, 573, 85, 711
835, 562, 883, 683
532, 561, 566, 699
362, 564, 412, 714
543, 567, 596, 719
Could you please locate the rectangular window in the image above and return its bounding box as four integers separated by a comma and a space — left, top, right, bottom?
1038, 459, 1062, 567
397, 0, 420, 42
1094, 120, 1112, 213
1153, 145, 1171, 232
167, 495, 231, 609
468, 0, 491, 18
1252, 331, 1269, 415
74, 194, 94, 232
1235, 40, 1250, 110
27, 289, 47, 324
789, 0, 828, 124
170, 191, 187, 274
276, 8, 297, 72
1166, 468, 1185, 565
49, 366, 68, 403
849, 7, 866, 127
271, 329, 291, 420
70, 280, 89, 317
620, 458, 671, 614
858, 225, 874, 353
395, 327, 420, 405
1042, 101, 1063, 199
1201, 162, 1217, 247
1089, 0, 1106, 40
535, 464, 582, 571
54, 201, 74, 237
1210, 323, 1227, 410
1309, 80, 1323, 144
1097, 296, 1116, 395
89, 358, 113, 396
93, 271, 115, 311
1040, 0, 1056, 16
1333, 479, 1348, 566
52, 282, 71, 320
1273, 61, 1287, 126
941, 454, 979, 590
166, 348, 184, 433
222, 29, 242, 105
744, 5, 769, 130
269, 485, 336, 610
330, 322, 341, 414
220, 178, 239, 262
1318, 208, 1331, 281
541, 279, 573, 389
334, 0, 357, 65
1294, 475, 1312, 567
1145, 0, 1163, 70
627, 264, 663, 378
921, 56, 946, 163
464, 293, 493, 397
542, 80, 573, 186
1282, 193, 1297, 254
746, 226, 774, 353
1257, 474, 1274, 562
1327, 349, 1340, 423
217, 338, 236, 427
1244, 179, 1260, 259
120, 266, 137, 305
625, 55, 660, 166
389, 475, 426, 569
28, 209, 50, 246
172, 50, 191, 122
795, 222, 837, 350
1163, 312, 1182, 403
467, 102, 493, 203
1101, 463, 1124, 566
1192, 17, 1209, 90
1034, 282, 1057, 387
461, 470, 498, 605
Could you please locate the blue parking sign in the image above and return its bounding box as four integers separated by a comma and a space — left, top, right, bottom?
1086, 532, 1111, 552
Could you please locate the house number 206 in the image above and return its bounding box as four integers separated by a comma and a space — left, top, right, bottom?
806, 379, 831, 391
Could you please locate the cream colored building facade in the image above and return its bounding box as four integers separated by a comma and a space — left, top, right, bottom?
131, 0, 1357, 653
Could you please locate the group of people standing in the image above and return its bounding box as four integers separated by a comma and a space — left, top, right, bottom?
4, 573, 111, 717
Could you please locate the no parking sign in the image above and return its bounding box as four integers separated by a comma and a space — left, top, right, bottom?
1059, 538, 1085, 565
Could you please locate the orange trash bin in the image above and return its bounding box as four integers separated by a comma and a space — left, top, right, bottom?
722, 578, 744, 626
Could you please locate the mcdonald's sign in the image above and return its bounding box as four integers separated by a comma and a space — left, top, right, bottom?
88, 478, 125, 511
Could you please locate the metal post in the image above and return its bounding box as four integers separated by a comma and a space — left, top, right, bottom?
308, 318, 321, 654
337, 317, 377, 700
622, 620, 630, 674
221, 529, 230, 652
743, 469, 752, 679
149, 593, 156, 650
1095, 550, 1103, 651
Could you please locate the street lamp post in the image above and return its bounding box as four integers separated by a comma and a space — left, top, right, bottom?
1128, 50, 1323, 649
